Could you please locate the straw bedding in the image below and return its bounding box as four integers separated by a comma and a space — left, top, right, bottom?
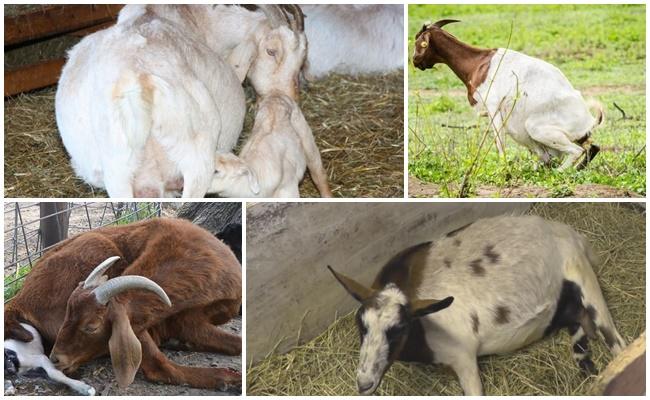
247, 203, 645, 395
4, 67, 403, 198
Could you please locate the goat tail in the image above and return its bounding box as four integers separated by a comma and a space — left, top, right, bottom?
569, 234, 626, 356
586, 98, 605, 128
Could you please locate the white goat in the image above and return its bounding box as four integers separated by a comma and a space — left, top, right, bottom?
4, 323, 95, 396
209, 93, 332, 198
56, 5, 303, 198
413, 20, 603, 170
329, 215, 625, 395
300, 5, 404, 79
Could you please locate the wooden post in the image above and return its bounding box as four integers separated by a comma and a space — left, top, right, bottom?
4, 58, 66, 96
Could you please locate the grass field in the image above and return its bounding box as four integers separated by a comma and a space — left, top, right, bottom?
408, 5, 646, 198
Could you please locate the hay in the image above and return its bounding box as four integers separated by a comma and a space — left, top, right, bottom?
4, 67, 403, 197
247, 203, 645, 395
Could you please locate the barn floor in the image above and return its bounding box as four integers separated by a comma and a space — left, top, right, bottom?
4, 71, 404, 198
247, 203, 646, 395
4, 316, 242, 396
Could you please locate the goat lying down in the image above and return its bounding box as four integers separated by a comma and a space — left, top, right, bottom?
209, 93, 332, 198
4, 323, 95, 396
413, 20, 603, 171
329, 215, 625, 395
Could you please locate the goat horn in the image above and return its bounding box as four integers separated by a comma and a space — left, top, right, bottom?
92, 276, 172, 307
83, 256, 121, 289
258, 5, 288, 29
433, 19, 461, 28
281, 5, 304, 32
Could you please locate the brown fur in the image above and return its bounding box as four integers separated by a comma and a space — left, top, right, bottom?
5, 218, 242, 389
413, 23, 496, 106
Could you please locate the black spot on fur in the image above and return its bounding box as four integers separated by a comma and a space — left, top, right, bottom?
469, 258, 485, 276
494, 306, 510, 324
586, 305, 597, 321
446, 222, 472, 237
355, 308, 367, 345
483, 244, 500, 264
471, 312, 479, 334
443, 258, 452, 268
398, 318, 434, 363
545, 280, 588, 336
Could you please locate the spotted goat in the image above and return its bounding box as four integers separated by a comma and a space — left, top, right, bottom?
328, 215, 625, 395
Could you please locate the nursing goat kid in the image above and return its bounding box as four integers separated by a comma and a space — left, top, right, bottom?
5, 323, 95, 395
209, 93, 332, 198
413, 20, 603, 171
5, 218, 242, 390
299, 5, 403, 79
56, 5, 304, 198
328, 215, 625, 395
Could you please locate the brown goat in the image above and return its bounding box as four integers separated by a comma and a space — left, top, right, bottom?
412, 19, 496, 107
4, 217, 242, 389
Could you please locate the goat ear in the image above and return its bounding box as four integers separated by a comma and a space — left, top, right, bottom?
108, 304, 142, 388
327, 266, 374, 302
411, 296, 454, 318
227, 40, 257, 82
247, 170, 260, 195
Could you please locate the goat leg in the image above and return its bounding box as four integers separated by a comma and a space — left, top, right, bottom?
138, 331, 241, 390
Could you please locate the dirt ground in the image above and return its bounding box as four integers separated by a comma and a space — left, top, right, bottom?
4, 317, 242, 396
408, 176, 643, 198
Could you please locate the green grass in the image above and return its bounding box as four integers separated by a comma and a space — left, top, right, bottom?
408, 5, 646, 197
4, 263, 32, 302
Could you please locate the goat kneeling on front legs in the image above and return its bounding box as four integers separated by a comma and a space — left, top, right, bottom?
329, 215, 625, 395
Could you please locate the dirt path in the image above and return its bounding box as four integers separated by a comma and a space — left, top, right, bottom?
5, 316, 242, 396
408, 176, 641, 198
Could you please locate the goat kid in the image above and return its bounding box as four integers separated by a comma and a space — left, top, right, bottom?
329, 215, 625, 395
56, 5, 304, 198
5, 323, 95, 396
5, 218, 242, 390
209, 93, 332, 198
412, 20, 603, 171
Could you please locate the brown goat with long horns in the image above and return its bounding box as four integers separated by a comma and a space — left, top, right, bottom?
5, 218, 242, 389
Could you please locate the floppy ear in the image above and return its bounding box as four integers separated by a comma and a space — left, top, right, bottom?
227, 40, 258, 82
411, 296, 454, 318
327, 265, 374, 302
5, 310, 34, 342
247, 170, 260, 195
108, 304, 142, 388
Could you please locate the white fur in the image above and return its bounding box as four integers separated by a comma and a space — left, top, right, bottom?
360, 215, 624, 395
474, 49, 603, 170
357, 285, 406, 394
56, 5, 303, 198
5, 323, 95, 396
209, 93, 331, 198
300, 5, 403, 79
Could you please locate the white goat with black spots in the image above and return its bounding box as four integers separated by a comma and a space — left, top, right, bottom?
4, 323, 95, 396
329, 215, 625, 395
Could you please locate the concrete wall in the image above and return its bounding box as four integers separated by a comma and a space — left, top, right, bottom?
246, 202, 530, 364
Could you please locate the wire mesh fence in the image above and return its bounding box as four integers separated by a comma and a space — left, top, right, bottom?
4, 202, 162, 302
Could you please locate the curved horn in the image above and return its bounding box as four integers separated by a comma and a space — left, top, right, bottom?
433, 19, 461, 29
281, 5, 304, 32
84, 256, 121, 289
92, 276, 172, 307
258, 5, 288, 29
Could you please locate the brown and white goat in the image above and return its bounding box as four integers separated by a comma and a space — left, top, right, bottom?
329, 215, 624, 395
412, 20, 603, 170
5, 218, 242, 389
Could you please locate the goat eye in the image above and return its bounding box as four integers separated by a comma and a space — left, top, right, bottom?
420, 41, 428, 48
266, 48, 277, 57
83, 325, 100, 334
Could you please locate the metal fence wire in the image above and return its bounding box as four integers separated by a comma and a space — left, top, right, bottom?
4, 202, 162, 302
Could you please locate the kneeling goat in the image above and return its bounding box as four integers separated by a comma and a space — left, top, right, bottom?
5, 323, 95, 396
209, 93, 332, 198
412, 20, 603, 170
329, 215, 625, 395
